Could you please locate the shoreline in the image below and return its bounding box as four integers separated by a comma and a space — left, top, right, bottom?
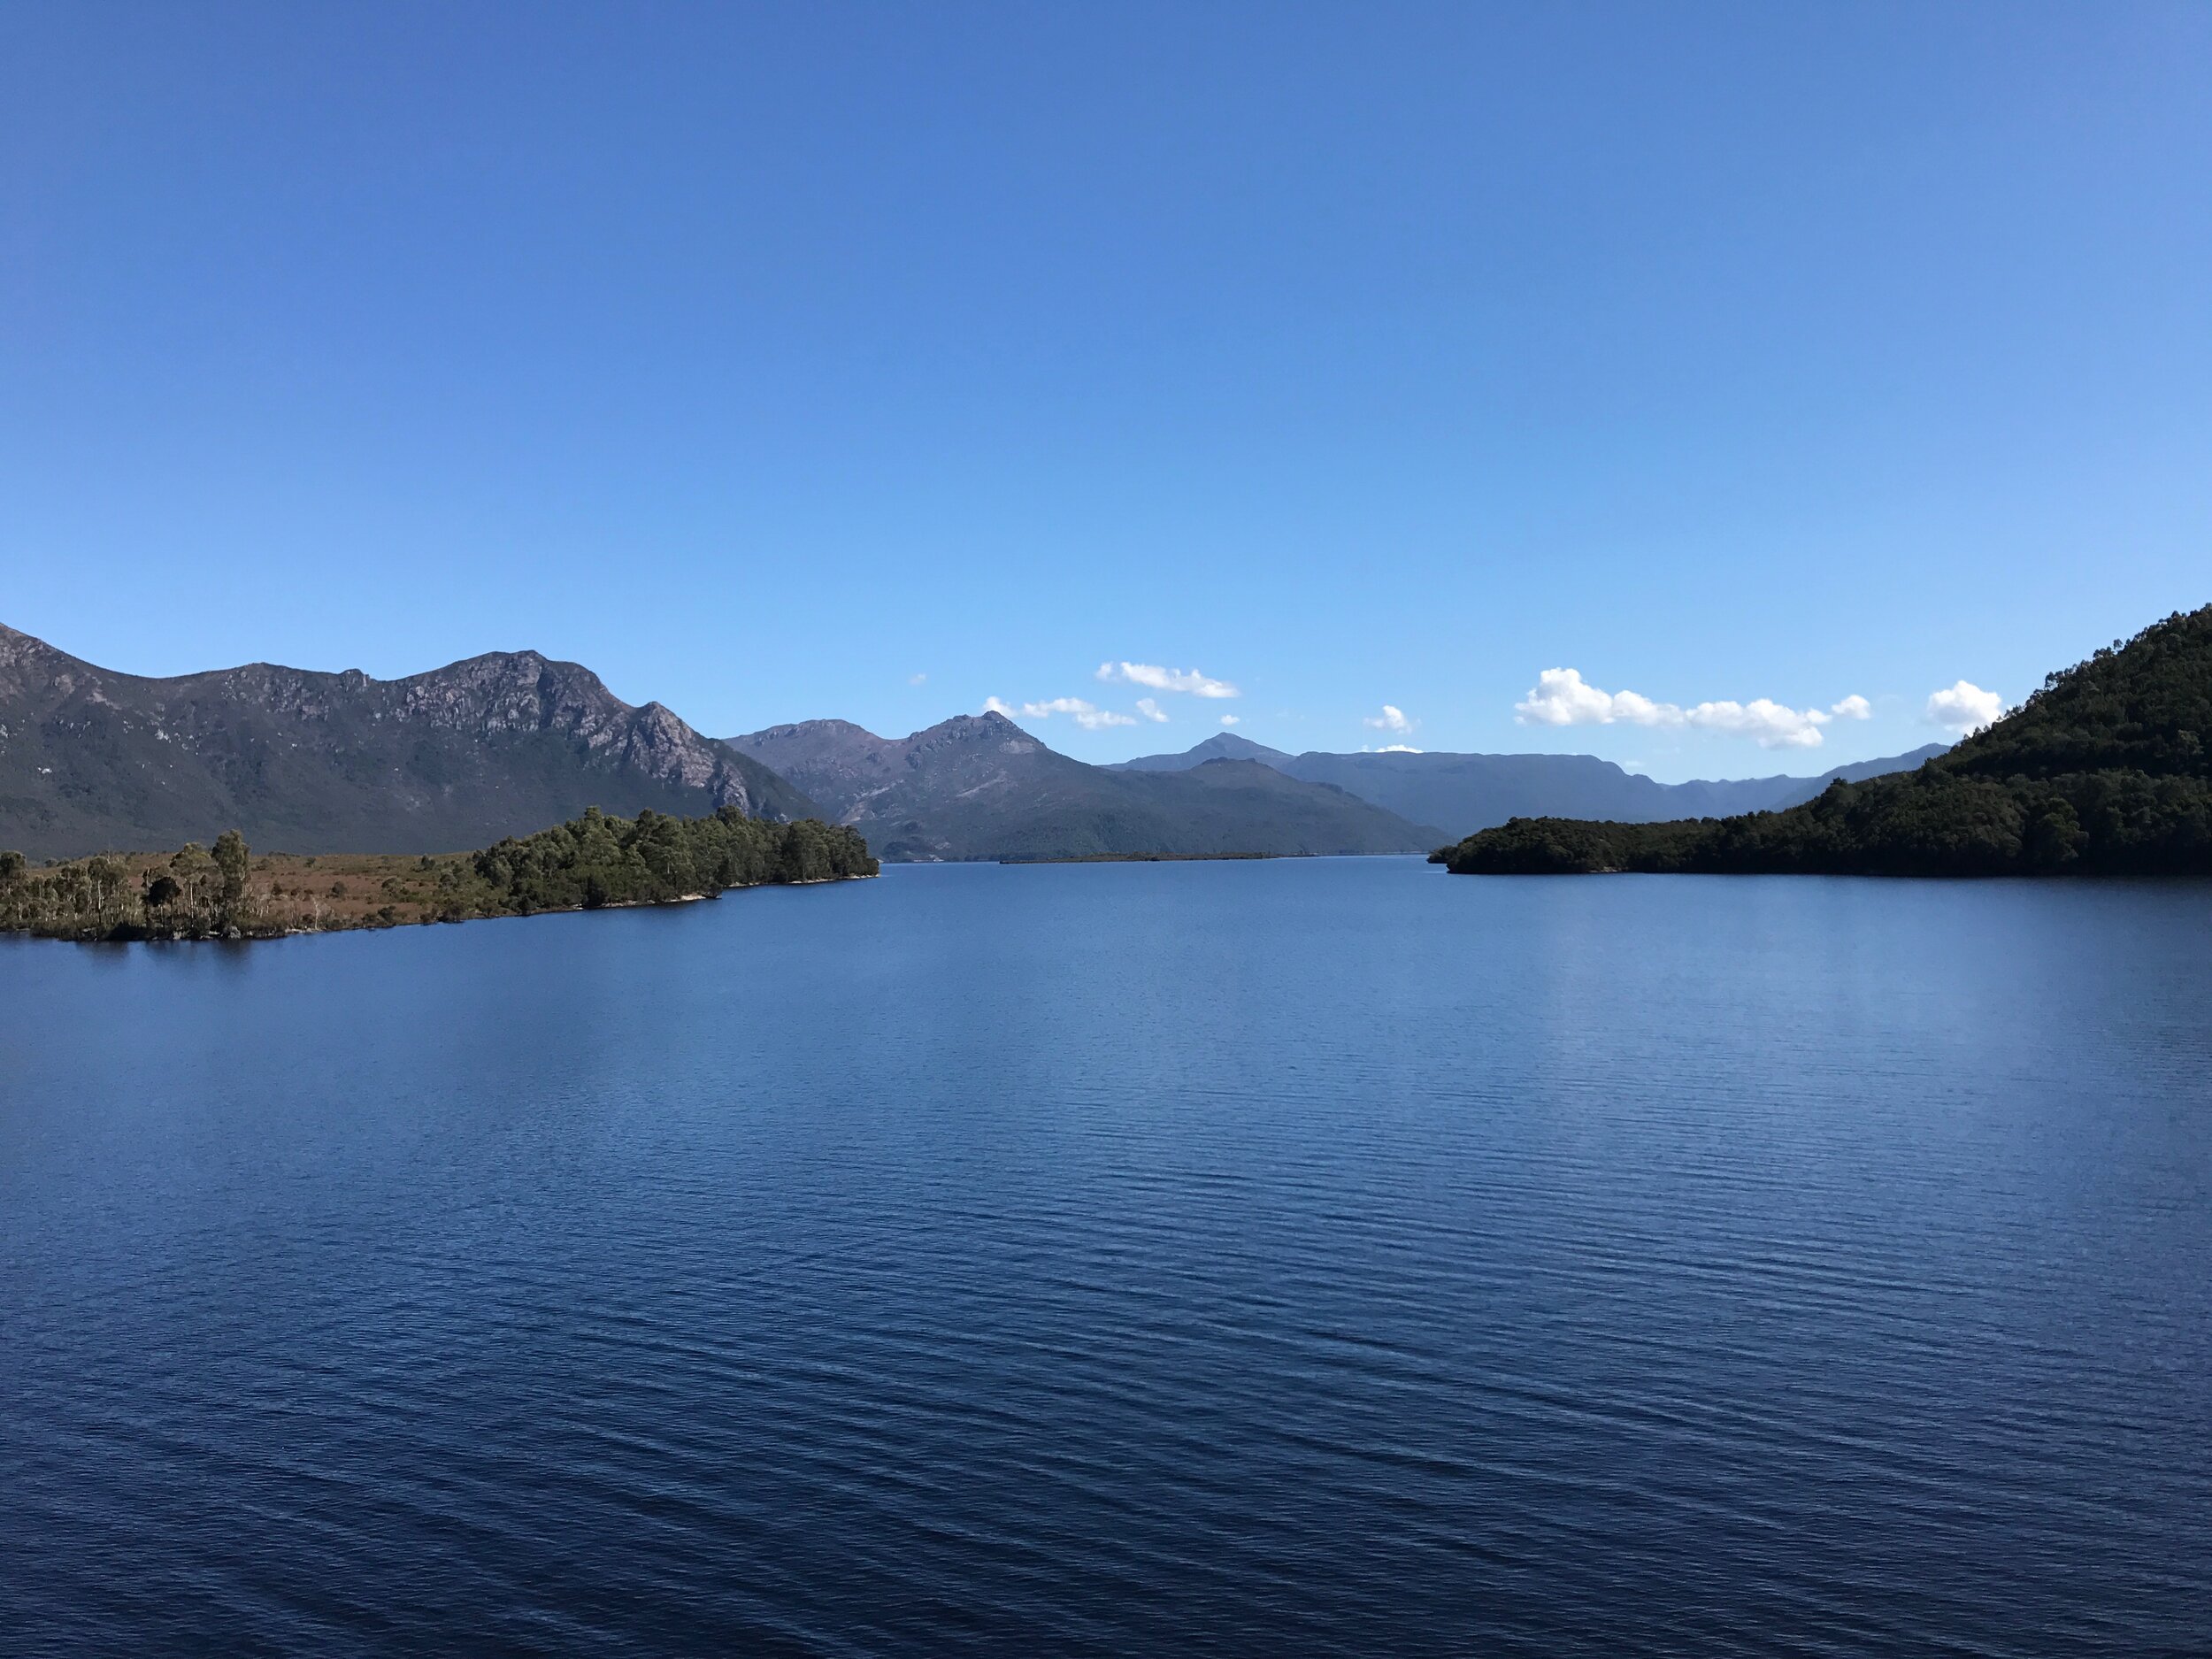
4, 871, 879, 946
2, 810, 881, 945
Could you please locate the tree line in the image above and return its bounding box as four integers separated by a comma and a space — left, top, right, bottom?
0, 807, 878, 942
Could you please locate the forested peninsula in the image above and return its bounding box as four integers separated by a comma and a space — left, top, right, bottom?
0, 806, 878, 942
1435, 605, 2212, 878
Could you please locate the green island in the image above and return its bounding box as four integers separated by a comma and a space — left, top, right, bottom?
1434, 605, 2212, 878
0, 806, 878, 942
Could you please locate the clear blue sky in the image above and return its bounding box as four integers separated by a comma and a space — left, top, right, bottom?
4, 2, 2207, 780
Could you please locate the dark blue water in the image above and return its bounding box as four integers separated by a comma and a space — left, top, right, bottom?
4, 859, 2209, 1655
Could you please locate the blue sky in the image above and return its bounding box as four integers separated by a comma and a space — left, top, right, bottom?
4, 2, 2208, 780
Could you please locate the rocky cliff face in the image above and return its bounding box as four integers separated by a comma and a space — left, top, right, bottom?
0, 626, 814, 856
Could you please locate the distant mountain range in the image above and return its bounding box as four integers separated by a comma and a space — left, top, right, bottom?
723, 715, 1436, 861
1112, 731, 1949, 840
0, 621, 1950, 862
0, 625, 811, 857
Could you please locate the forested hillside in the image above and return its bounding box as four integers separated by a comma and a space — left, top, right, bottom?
1436, 607, 2212, 877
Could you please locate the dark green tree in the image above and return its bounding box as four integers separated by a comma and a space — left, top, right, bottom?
213, 830, 250, 907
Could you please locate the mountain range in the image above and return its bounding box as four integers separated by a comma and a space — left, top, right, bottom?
0, 624, 810, 858
0, 622, 1947, 862
1112, 731, 1949, 839
723, 716, 1434, 860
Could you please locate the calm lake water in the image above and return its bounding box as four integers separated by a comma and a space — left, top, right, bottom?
4, 858, 2208, 1655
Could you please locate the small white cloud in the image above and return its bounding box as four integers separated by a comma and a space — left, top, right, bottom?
1363, 744, 1423, 754
1096, 661, 1240, 699
1363, 703, 1416, 735
1925, 680, 2002, 733
1514, 667, 1870, 749
1134, 697, 1169, 723
1682, 698, 1829, 749
986, 695, 1138, 730
1219, 714, 1240, 726
908, 672, 927, 687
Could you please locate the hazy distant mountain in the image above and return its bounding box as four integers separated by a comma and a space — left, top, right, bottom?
1114, 732, 1294, 771
1112, 737, 1949, 839
726, 713, 1438, 860
0, 624, 814, 857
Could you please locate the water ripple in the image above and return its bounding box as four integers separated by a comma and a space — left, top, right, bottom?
4, 864, 2209, 1655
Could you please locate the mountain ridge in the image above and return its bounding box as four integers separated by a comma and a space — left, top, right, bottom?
0, 624, 814, 857
0, 616, 1970, 866
1110, 729, 1949, 838
725, 712, 1440, 861
1114, 732, 1295, 770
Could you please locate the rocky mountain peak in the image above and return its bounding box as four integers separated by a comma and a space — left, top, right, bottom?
918, 710, 1038, 754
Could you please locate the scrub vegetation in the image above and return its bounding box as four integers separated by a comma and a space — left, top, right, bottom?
0, 806, 877, 941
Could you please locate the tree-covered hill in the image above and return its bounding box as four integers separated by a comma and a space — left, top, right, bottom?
1435, 606, 2212, 878
1, 806, 877, 942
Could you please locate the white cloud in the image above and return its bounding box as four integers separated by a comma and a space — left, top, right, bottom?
1364, 744, 1423, 754
1682, 698, 1831, 749
1095, 661, 1240, 699
1515, 668, 1619, 727
1608, 689, 1672, 726
1134, 697, 1169, 723
1219, 714, 1240, 726
983, 695, 1138, 729
1363, 703, 1416, 735
908, 672, 927, 686
1513, 668, 1870, 749
1924, 680, 2002, 733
